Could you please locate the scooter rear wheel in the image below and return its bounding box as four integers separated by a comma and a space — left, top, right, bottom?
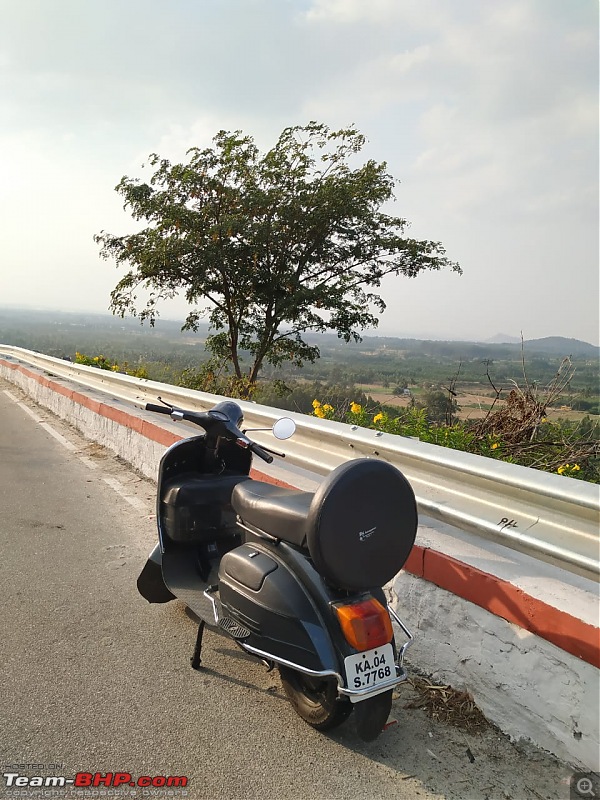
354, 689, 393, 742
279, 666, 352, 731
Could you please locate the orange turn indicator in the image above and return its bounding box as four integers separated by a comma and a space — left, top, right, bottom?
334, 597, 394, 651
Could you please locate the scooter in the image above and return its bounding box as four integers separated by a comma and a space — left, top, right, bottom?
137, 398, 418, 741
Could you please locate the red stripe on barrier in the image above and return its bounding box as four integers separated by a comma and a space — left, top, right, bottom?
250, 469, 296, 489
404, 544, 426, 578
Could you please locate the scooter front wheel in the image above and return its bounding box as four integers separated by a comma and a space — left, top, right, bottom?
278, 666, 352, 731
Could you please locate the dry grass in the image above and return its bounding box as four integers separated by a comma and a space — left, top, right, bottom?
404, 678, 489, 734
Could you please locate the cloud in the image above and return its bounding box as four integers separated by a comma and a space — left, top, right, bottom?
298, 0, 598, 342
300, 0, 597, 226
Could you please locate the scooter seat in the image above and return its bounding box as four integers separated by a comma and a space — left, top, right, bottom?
231, 481, 313, 547
235, 459, 417, 592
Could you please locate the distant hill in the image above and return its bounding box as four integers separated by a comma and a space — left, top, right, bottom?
306, 330, 598, 359
522, 337, 599, 358
0, 307, 597, 361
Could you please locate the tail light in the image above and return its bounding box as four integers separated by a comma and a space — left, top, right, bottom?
334, 597, 393, 651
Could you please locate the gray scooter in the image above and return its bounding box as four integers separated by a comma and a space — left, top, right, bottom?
137, 399, 418, 741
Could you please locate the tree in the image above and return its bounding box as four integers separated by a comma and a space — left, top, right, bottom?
95, 122, 460, 395
414, 389, 459, 425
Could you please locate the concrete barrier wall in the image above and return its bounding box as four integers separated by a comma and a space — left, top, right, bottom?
2, 357, 598, 771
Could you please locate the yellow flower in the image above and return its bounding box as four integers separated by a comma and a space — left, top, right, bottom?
322, 404, 334, 413
312, 399, 321, 409
373, 412, 385, 423
350, 402, 362, 414
93, 356, 99, 362
491, 443, 499, 450
557, 464, 568, 475
572, 464, 580, 472
314, 406, 326, 418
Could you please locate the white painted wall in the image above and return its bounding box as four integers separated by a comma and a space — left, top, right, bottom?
0, 363, 167, 479
388, 572, 599, 772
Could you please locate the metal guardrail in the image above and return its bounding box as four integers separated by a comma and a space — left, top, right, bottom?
1, 344, 599, 581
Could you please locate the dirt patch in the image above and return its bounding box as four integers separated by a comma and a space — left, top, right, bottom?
366, 392, 412, 408
364, 388, 594, 425
84, 442, 110, 459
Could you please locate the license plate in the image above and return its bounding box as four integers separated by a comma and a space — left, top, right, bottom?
344, 643, 395, 703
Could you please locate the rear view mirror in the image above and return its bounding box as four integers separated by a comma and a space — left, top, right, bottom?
272, 417, 296, 440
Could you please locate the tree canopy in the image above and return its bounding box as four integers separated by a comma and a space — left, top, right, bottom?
95, 122, 460, 393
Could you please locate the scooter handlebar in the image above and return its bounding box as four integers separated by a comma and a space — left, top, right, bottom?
250, 442, 275, 464
145, 403, 172, 414
145, 400, 275, 463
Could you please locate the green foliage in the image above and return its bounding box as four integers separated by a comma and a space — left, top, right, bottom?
74, 352, 148, 379
253, 380, 371, 415
2, 309, 596, 482
412, 388, 458, 425
311, 398, 599, 483
342, 403, 477, 452
95, 122, 460, 390
572, 399, 600, 414
177, 357, 256, 400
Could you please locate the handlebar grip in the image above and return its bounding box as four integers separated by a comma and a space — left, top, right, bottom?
145, 403, 172, 414
250, 442, 274, 464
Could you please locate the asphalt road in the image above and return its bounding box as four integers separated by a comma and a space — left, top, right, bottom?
0, 382, 570, 800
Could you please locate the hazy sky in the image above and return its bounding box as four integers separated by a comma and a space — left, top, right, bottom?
0, 0, 598, 344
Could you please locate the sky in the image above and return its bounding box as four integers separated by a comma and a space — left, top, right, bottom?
0, 0, 598, 344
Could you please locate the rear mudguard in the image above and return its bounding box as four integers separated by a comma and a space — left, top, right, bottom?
137, 544, 175, 604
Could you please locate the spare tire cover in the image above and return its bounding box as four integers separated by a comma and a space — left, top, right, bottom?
306, 459, 417, 591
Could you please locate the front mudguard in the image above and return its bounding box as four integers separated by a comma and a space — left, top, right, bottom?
137, 543, 176, 603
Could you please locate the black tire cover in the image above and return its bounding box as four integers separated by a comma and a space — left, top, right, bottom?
306, 459, 417, 591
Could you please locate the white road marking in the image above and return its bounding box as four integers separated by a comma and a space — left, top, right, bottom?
17, 402, 43, 422
78, 456, 99, 470
10, 397, 44, 424
5, 392, 75, 448
4, 388, 148, 512
102, 477, 148, 512
39, 422, 78, 452
2, 389, 20, 402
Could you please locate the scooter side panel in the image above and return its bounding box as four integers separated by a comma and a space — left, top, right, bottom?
219, 543, 344, 674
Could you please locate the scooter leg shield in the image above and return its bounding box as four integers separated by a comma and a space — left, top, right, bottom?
137, 545, 176, 604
